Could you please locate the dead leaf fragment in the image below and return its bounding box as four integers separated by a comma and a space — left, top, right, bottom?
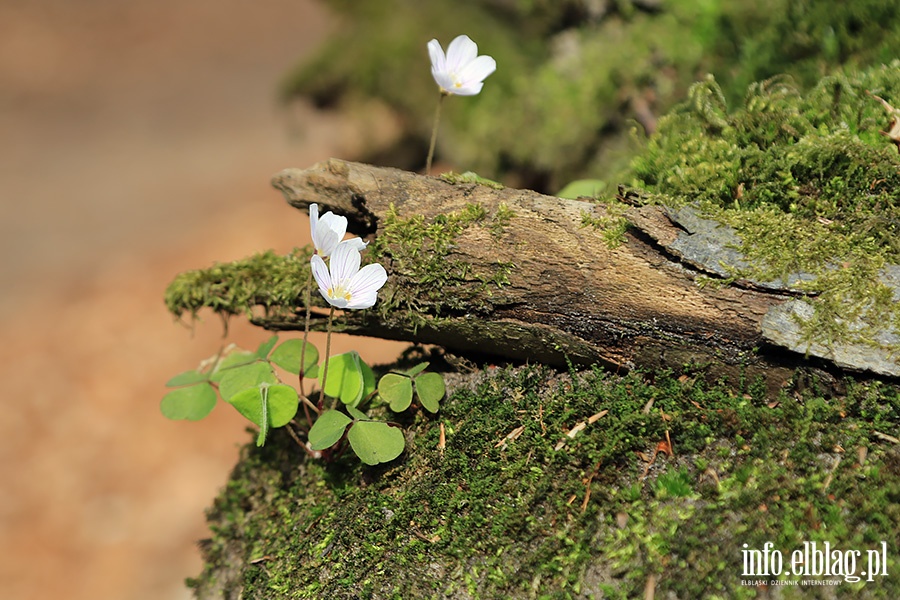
495, 425, 525, 448
868, 91, 900, 152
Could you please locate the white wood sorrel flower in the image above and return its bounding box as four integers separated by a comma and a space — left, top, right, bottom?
309, 203, 367, 258
427, 34, 496, 96
311, 241, 388, 310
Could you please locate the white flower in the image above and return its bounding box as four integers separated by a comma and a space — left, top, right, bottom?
310, 240, 388, 310
427, 35, 496, 96
309, 203, 367, 258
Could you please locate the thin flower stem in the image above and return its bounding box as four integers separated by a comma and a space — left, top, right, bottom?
299, 268, 313, 397
318, 305, 336, 410
425, 92, 446, 175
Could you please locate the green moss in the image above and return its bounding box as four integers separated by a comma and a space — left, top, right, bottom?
439, 171, 504, 190
164, 249, 312, 321
368, 202, 514, 330
579, 200, 630, 248
190, 366, 900, 598
284, 1, 900, 192
629, 63, 900, 352
163, 200, 515, 336
709, 0, 900, 103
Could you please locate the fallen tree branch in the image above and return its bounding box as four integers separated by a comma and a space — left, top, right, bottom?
248, 159, 900, 391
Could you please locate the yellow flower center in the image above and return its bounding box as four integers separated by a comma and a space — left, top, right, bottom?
327, 285, 353, 302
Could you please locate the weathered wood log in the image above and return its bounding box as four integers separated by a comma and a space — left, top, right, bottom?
263, 158, 899, 389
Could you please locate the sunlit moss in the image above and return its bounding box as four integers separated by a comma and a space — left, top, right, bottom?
630, 63, 900, 352
189, 365, 900, 598
368, 202, 514, 330
164, 249, 311, 322
165, 202, 515, 334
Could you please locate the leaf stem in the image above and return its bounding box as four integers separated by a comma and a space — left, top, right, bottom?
318, 305, 336, 410
425, 92, 446, 175
299, 268, 313, 397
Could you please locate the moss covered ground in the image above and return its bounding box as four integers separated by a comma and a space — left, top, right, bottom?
190, 364, 900, 599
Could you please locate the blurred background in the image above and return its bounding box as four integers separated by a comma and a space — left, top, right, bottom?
0, 1, 406, 598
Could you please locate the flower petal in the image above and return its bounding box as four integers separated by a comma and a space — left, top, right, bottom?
346, 263, 387, 309
312, 210, 348, 257
451, 80, 483, 96
318, 212, 348, 238
432, 71, 456, 93
343, 237, 369, 252
351, 263, 387, 293
310, 255, 332, 301
327, 296, 349, 309
329, 240, 362, 285
445, 35, 477, 72
459, 55, 496, 87
309, 203, 319, 244
427, 39, 446, 73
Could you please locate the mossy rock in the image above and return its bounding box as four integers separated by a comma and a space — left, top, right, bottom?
629, 62, 900, 359
191, 365, 900, 598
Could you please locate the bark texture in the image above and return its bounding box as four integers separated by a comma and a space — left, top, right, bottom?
265, 158, 899, 388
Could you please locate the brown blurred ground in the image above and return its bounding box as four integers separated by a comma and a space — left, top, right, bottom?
0, 1, 407, 598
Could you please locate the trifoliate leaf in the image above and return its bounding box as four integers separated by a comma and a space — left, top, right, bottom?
160, 382, 217, 421
414, 372, 445, 413
165, 369, 209, 388
320, 351, 375, 407
308, 409, 352, 450
255, 335, 279, 359
270, 339, 319, 375
347, 421, 405, 465
379, 373, 413, 412
210, 351, 257, 382
347, 405, 368, 421
404, 362, 430, 378
218, 361, 276, 401
228, 383, 299, 446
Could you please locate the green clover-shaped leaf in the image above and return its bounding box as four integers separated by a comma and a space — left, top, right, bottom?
414, 372, 445, 413
160, 382, 217, 421
404, 361, 430, 377
228, 383, 299, 446
165, 369, 209, 387
320, 351, 375, 407
379, 373, 414, 412
270, 339, 319, 375
255, 334, 279, 359
308, 409, 353, 450
218, 361, 276, 401
347, 420, 405, 465
210, 351, 257, 382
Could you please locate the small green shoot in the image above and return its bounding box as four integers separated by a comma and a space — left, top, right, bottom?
655, 467, 694, 499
